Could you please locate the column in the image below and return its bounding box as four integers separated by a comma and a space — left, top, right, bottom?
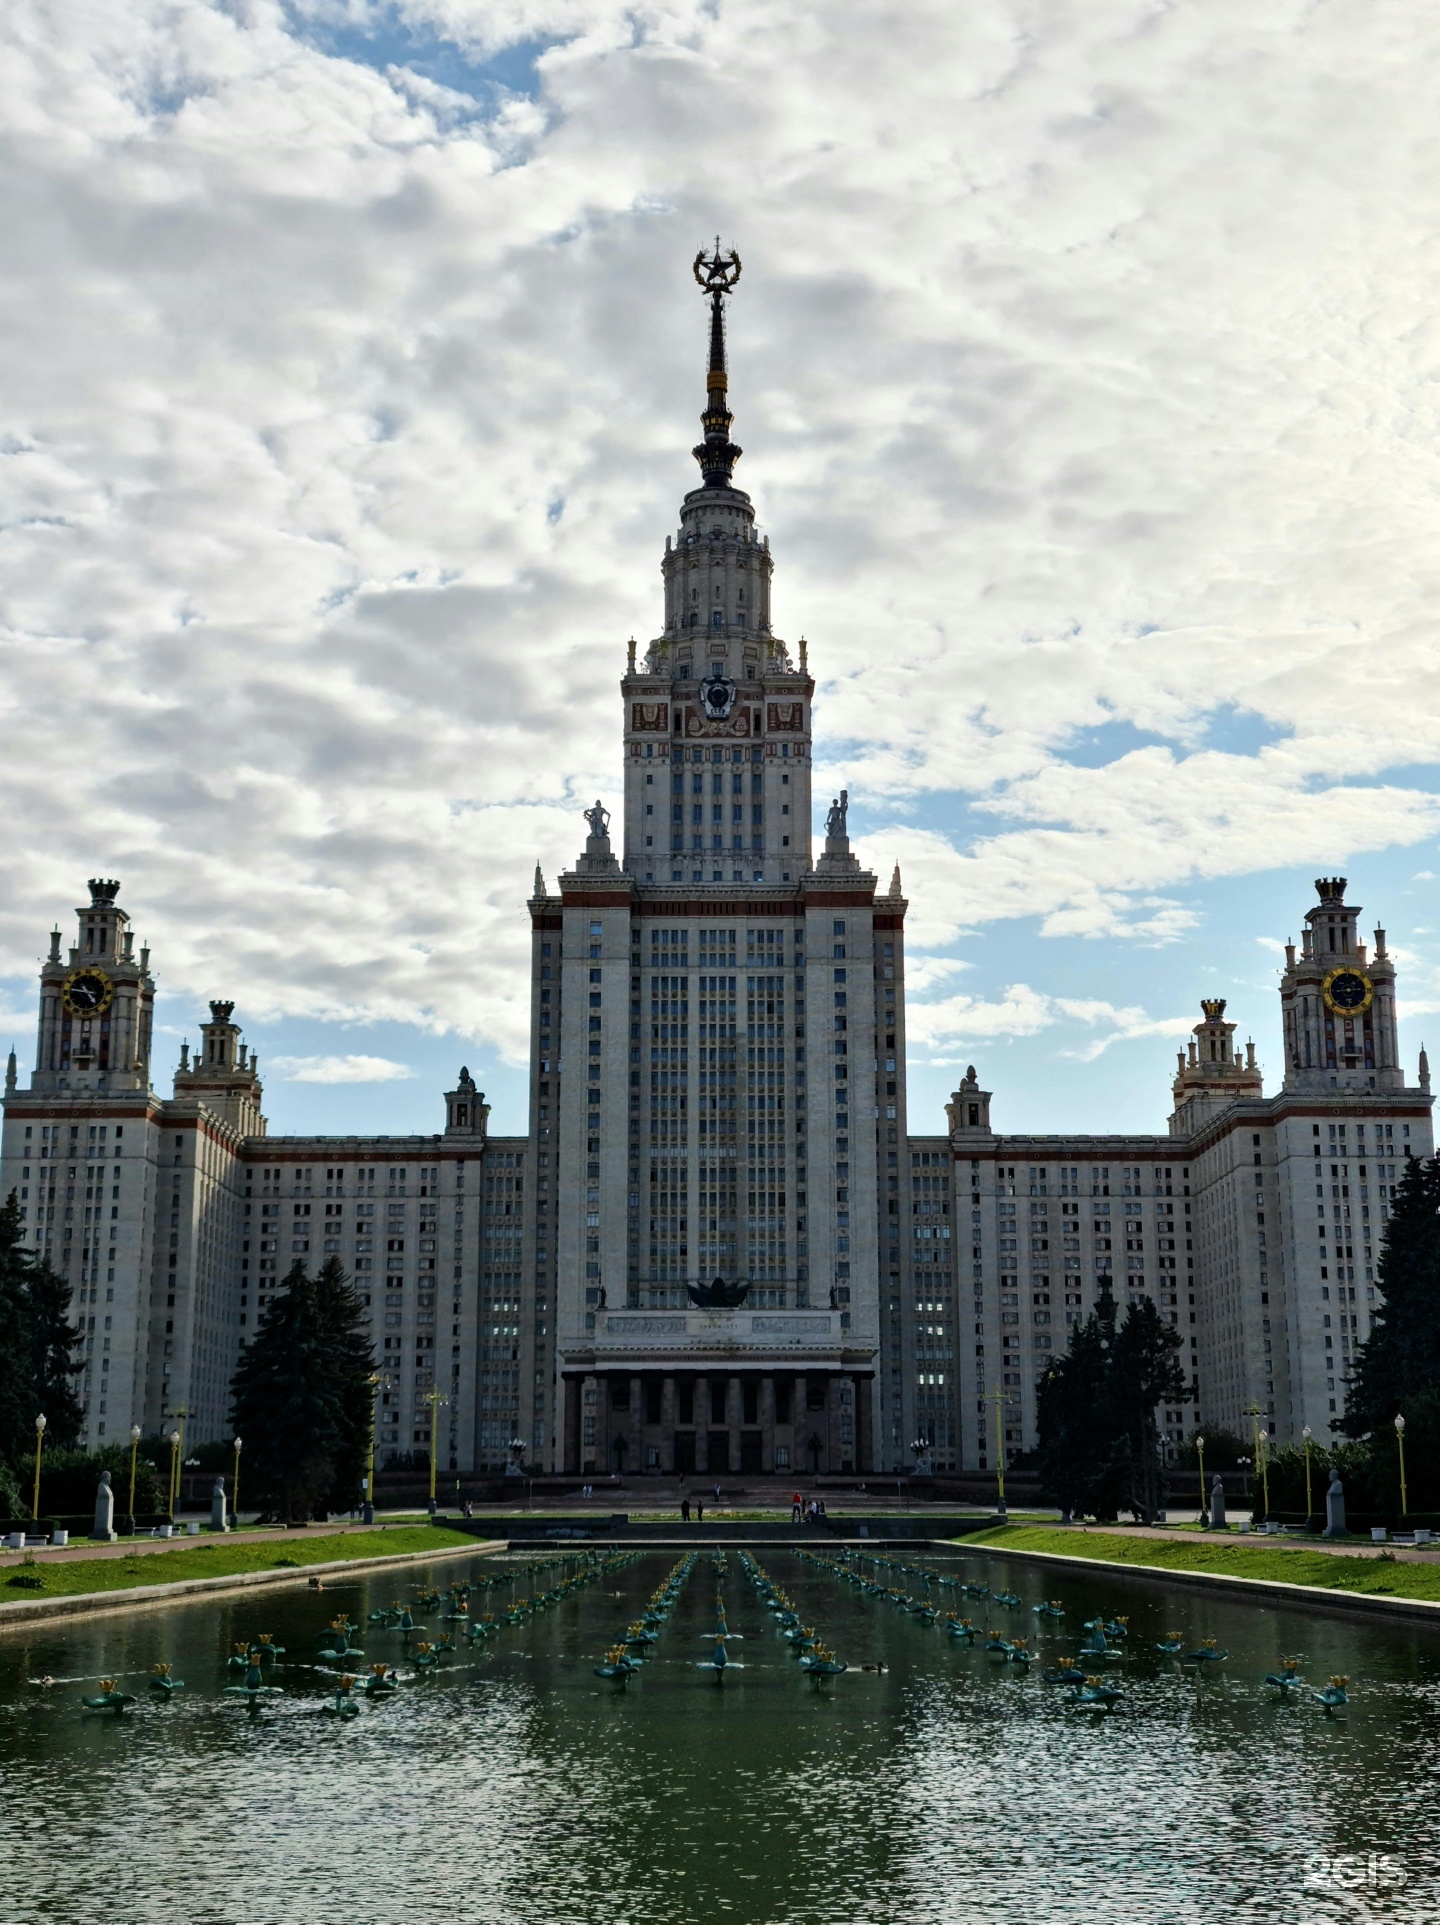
762, 1374, 776, 1473
630, 1373, 643, 1474
726, 1373, 742, 1473
563, 1378, 580, 1475
854, 1373, 873, 1473
662, 1374, 676, 1476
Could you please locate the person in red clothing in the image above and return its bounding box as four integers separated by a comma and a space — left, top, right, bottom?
791, 1490, 802, 1522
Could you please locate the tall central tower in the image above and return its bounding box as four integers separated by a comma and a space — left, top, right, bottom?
531, 249, 905, 1478
621, 244, 811, 885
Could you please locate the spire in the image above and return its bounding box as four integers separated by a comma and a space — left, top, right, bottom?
1421, 1043, 1430, 1093
691, 241, 743, 489
533, 861, 546, 898
890, 863, 903, 897
5, 1048, 16, 1095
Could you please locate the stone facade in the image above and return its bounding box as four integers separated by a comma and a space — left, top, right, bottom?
2, 283, 1432, 1475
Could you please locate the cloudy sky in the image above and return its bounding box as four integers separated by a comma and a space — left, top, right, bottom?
3, 0, 1439, 1142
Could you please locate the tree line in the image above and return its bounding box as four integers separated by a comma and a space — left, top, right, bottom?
1030, 1153, 1440, 1523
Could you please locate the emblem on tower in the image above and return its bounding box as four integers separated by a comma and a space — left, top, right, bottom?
692, 240, 744, 488
699, 668, 736, 720
693, 242, 742, 296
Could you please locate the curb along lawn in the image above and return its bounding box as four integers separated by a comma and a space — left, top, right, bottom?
2, 1526, 484, 1601
964, 1524, 1440, 1603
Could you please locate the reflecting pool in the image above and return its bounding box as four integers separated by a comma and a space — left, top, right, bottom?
1, 1545, 1438, 1924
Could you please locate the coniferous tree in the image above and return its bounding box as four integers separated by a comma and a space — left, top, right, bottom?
310, 1255, 376, 1510
1034, 1306, 1115, 1519
228, 1261, 343, 1521
227, 1256, 376, 1520
1034, 1288, 1185, 1523
0, 1191, 83, 1480
1345, 1154, 1440, 1436
1109, 1295, 1187, 1520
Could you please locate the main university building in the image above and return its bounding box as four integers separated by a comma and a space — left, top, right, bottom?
2, 256, 1433, 1482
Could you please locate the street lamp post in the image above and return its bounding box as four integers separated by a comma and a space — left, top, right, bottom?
31, 1415, 46, 1521
1258, 1428, 1270, 1522
364, 1373, 381, 1525
1243, 1401, 1264, 1521
423, 1388, 448, 1514
987, 1389, 1009, 1518
169, 1406, 188, 1520
1395, 1414, 1408, 1520
1195, 1434, 1206, 1526
232, 1437, 243, 1529
128, 1423, 142, 1531
1302, 1425, 1313, 1527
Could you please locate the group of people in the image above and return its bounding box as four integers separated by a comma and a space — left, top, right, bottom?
790, 1491, 827, 1525
678, 1483, 725, 1523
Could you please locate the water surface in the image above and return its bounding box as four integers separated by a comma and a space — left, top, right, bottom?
1, 1546, 1437, 1924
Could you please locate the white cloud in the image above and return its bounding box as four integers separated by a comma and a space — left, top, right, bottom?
267, 1053, 417, 1084
911, 982, 1196, 1065
0, 0, 1438, 1077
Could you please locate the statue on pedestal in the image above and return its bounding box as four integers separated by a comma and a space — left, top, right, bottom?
1324, 1470, 1347, 1538
1207, 1472, 1226, 1530
90, 1469, 117, 1543
584, 799, 611, 843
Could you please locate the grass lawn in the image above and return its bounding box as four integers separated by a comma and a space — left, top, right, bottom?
1, 1525, 484, 1601
964, 1524, 1440, 1603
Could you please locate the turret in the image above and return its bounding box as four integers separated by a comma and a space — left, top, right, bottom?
1169, 999, 1263, 1133
173, 999, 266, 1135
444, 1066, 489, 1138
946, 1066, 994, 1140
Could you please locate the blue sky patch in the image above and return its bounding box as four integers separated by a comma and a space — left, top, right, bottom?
285, 5, 559, 103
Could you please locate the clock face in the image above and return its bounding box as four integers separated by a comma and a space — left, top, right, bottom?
61, 967, 114, 1018
700, 675, 735, 720
1322, 967, 1373, 1016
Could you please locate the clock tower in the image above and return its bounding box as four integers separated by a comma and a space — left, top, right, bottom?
1279, 877, 1402, 1092
31, 878, 155, 1095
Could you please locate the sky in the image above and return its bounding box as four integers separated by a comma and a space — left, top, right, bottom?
2, 0, 1439, 1145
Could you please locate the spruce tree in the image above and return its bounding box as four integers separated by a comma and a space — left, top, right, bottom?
310, 1255, 377, 1510
1034, 1287, 1185, 1523
1345, 1154, 1440, 1435
1034, 1305, 1115, 1519
228, 1256, 377, 1520
0, 1191, 83, 1479
1108, 1295, 1187, 1520
228, 1261, 343, 1521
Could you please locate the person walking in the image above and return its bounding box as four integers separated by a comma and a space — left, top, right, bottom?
681, 1496, 692, 1523
696, 1498, 705, 1524
790, 1490, 802, 1523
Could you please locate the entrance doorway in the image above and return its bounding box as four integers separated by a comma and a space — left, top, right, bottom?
706, 1429, 729, 1474
740, 1430, 763, 1473
674, 1430, 696, 1474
